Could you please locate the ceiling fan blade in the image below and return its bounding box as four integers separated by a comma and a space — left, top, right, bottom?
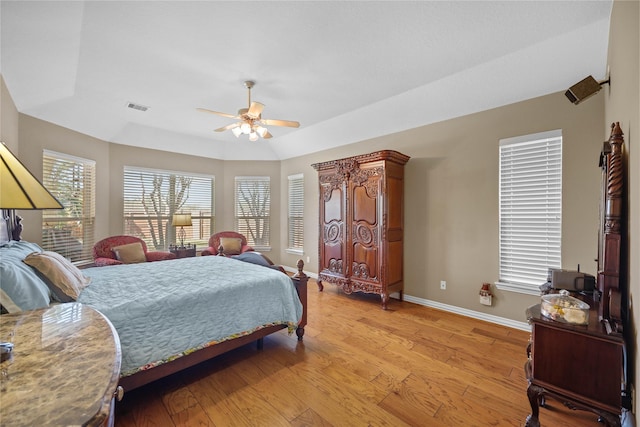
197, 108, 239, 119
247, 102, 264, 118
214, 122, 240, 132
263, 131, 273, 139
261, 118, 300, 128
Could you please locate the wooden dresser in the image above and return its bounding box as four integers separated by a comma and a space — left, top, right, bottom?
0, 303, 122, 426
312, 150, 410, 309
524, 123, 629, 426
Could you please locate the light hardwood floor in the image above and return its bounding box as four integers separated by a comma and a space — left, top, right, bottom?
115, 279, 603, 426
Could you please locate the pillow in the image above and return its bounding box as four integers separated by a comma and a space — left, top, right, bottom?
232, 252, 282, 270
112, 242, 146, 264
219, 237, 242, 255
23, 251, 91, 303
0, 256, 51, 313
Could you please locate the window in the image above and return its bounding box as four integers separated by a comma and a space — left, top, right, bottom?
498, 130, 562, 295
235, 176, 270, 249
287, 173, 304, 253
42, 151, 96, 264
123, 167, 214, 250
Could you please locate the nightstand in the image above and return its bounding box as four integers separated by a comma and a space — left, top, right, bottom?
0, 303, 122, 426
169, 243, 197, 258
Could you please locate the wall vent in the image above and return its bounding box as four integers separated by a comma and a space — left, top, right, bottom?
127, 102, 149, 112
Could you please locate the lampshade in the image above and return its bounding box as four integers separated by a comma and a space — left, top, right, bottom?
172, 213, 192, 227
0, 142, 64, 209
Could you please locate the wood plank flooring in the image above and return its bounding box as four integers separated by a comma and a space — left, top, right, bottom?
115, 279, 603, 426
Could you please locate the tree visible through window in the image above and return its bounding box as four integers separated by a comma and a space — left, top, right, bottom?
498, 129, 562, 295
42, 150, 96, 264
235, 176, 270, 249
123, 167, 214, 250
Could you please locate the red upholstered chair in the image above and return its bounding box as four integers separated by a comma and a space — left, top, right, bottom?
201, 231, 254, 256
92, 235, 176, 267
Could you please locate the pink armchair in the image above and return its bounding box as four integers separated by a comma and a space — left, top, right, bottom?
201, 231, 254, 256
92, 235, 176, 267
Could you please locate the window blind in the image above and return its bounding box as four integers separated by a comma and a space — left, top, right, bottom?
498, 130, 562, 294
288, 174, 304, 251
42, 151, 96, 264
234, 176, 270, 249
123, 167, 214, 250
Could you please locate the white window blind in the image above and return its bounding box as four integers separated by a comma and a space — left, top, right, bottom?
235, 176, 270, 249
42, 151, 96, 264
498, 130, 562, 295
288, 173, 304, 252
123, 167, 214, 250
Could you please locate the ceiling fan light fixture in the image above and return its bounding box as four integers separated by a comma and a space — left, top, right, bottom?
256, 126, 268, 138
249, 132, 258, 141
240, 122, 251, 134
231, 127, 242, 137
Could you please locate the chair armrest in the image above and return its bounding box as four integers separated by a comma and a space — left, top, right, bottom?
146, 251, 177, 262
201, 247, 216, 256
94, 257, 123, 267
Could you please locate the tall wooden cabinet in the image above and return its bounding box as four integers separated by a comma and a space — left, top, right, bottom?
312, 150, 410, 309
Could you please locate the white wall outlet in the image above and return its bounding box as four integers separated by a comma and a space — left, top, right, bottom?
480, 294, 492, 306
440, 280, 446, 290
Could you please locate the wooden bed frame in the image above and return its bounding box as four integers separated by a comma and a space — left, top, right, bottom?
0, 216, 308, 392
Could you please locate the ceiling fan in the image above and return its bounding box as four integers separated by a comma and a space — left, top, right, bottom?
197, 81, 300, 141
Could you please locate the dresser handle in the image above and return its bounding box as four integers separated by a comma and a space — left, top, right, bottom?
114, 386, 124, 402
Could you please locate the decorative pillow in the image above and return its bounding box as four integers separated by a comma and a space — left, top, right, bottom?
0, 256, 51, 313
112, 242, 147, 264
23, 251, 91, 303
232, 252, 282, 270
219, 237, 242, 255
0, 241, 51, 313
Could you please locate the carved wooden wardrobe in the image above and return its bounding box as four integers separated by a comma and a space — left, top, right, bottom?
312, 150, 410, 309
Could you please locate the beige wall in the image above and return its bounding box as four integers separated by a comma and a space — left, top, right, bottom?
1, 75, 19, 151
282, 90, 604, 321
604, 0, 639, 417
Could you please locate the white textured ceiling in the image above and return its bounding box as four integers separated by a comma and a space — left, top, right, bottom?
1, 1, 612, 160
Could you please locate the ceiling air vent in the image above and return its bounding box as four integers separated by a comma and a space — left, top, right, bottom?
127, 102, 149, 112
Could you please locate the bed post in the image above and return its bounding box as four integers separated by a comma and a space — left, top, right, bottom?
291, 259, 308, 340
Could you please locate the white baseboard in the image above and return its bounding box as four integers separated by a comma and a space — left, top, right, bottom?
283, 265, 529, 331
402, 294, 530, 331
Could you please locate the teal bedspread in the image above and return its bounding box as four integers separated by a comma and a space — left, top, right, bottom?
78, 255, 303, 377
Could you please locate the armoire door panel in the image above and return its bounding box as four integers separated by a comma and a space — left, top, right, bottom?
352, 185, 377, 225
352, 243, 378, 280
323, 188, 344, 222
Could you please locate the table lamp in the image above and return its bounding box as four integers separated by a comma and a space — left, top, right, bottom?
172, 213, 192, 248
1, 142, 63, 240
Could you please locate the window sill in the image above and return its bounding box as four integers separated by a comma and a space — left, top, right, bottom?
495, 281, 542, 296
285, 248, 304, 256
253, 246, 271, 252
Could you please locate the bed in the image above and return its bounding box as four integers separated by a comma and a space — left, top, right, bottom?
0, 216, 308, 392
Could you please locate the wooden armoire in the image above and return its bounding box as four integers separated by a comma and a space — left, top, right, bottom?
312, 150, 410, 309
